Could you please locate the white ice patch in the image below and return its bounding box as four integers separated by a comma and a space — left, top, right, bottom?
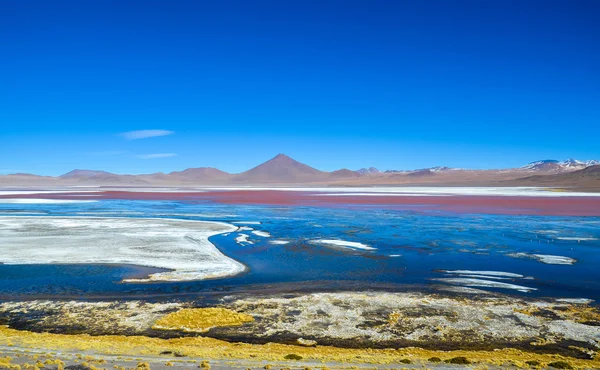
533, 254, 577, 265
233, 221, 262, 225
458, 275, 512, 280
76, 211, 144, 215
556, 237, 598, 241
389, 254, 402, 257
235, 233, 254, 245
0, 199, 97, 204
270, 240, 290, 245
443, 270, 524, 279
434, 278, 537, 293
238, 226, 254, 231
0, 216, 244, 282
507, 252, 577, 265
251, 230, 271, 237
311, 239, 375, 251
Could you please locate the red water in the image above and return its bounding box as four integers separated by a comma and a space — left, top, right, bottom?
2, 190, 600, 216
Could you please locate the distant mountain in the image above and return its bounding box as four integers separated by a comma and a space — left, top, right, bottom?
521, 159, 599, 172
384, 166, 454, 174
2, 154, 600, 189
0, 173, 58, 186
233, 154, 328, 183
410, 166, 455, 173
561, 159, 600, 169
406, 169, 435, 177
509, 165, 600, 189
427, 166, 453, 172
357, 167, 380, 175
167, 167, 231, 182
60, 169, 115, 178
329, 169, 361, 178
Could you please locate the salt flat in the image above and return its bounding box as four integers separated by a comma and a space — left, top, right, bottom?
0, 199, 97, 204
0, 216, 244, 282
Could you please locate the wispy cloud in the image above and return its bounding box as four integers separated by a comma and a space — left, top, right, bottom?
120, 130, 174, 140
136, 153, 177, 159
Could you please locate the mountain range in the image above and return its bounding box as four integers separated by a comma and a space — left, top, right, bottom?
1, 154, 599, 189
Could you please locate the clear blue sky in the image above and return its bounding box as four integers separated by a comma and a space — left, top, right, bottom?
1, 0, 599, 175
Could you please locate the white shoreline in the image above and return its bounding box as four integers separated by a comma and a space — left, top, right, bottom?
0, 199, 98, 204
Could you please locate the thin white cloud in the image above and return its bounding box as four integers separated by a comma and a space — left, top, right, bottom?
120, 130, 174, 140
137, 153, 177, 159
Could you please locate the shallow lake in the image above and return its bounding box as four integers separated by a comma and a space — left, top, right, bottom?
0, 200, 599, 301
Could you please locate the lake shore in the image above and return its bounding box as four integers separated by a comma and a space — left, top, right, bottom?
1, 291, 599, 368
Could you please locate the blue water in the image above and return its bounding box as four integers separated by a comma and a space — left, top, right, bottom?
0, 200, 599, 301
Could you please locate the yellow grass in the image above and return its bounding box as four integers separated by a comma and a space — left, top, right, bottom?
152, 308, 254, 333
0, 325, 599, 369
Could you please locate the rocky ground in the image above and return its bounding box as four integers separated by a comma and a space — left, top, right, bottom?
1, 291, 599, 369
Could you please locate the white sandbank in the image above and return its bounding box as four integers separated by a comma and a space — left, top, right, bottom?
0, 216, 244, 282
311, 239, 375, 251
233, 221, 262, 225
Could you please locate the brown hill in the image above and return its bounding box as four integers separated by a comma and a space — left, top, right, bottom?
164, 167, 232, 184
232, 154, 328, 183
0, 174, 58, 186
2, 156, 600, 189
60, 169, 115, 179
507, 165, 600, 190
329, 169, 362, 179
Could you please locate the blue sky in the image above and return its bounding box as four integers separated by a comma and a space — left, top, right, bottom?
1, 0, 599, 175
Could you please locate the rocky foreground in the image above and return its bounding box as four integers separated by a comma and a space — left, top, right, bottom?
1, 291, 599, 369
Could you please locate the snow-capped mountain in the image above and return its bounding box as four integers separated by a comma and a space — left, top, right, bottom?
560, 158, 600, 169
385, 166, 455, 173
357, 167, 381, 175
426, 166, 453, 172
521, 159, 599, 172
